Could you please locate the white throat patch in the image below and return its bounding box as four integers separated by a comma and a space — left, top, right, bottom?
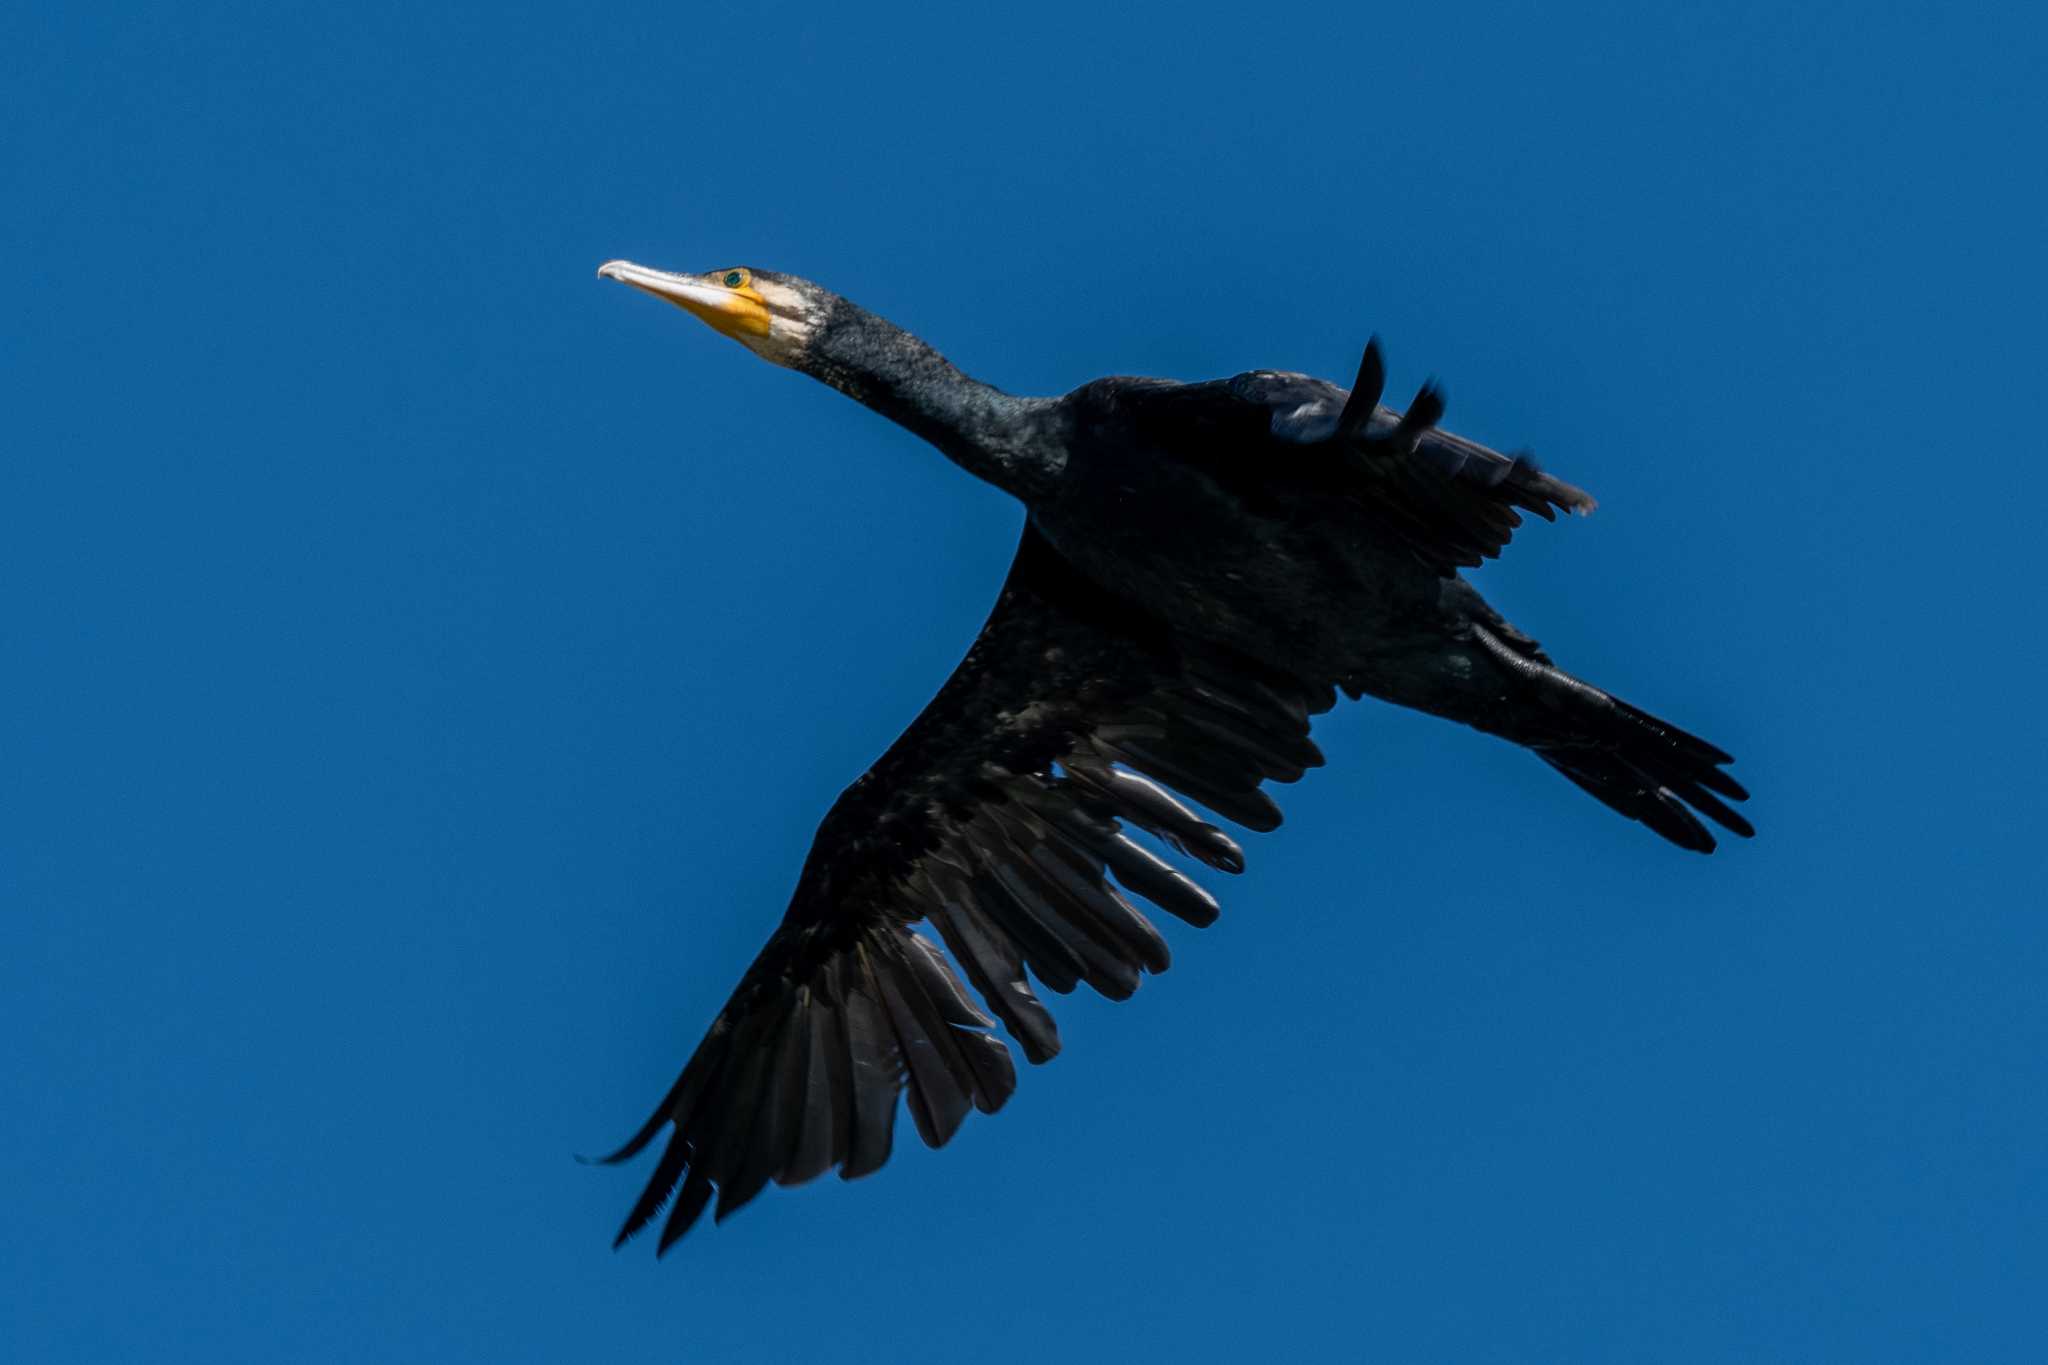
740, 278, 821, 369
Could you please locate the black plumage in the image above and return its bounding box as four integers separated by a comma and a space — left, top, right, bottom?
588, 261, 1754, 1250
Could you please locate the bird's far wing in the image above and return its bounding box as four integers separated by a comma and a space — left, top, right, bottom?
1163, 346, 1598, 575
597, 525, 1331, 1252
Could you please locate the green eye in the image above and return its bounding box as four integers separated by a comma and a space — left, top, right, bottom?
723, 271, 744, 288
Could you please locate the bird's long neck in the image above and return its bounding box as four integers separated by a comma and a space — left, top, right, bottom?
797, 299, 1062, 500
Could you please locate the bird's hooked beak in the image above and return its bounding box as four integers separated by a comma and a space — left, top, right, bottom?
597, 260, 771, 341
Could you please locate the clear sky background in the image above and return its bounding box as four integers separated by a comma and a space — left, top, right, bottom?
6, 2, 2044, 1361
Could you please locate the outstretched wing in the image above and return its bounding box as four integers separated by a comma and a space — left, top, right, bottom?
1126, 340, 1597, 575
597, 525, 1331, 1252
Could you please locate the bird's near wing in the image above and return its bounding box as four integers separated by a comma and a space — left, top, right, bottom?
596, 525, 1329, 1252
1224, 340, 1598, 575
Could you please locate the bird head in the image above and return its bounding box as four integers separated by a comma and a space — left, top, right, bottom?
596, 260, 830, 370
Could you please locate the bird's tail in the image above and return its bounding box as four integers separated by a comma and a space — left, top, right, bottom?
1464, 622, 1753, 852
1527, 696, 1753, 854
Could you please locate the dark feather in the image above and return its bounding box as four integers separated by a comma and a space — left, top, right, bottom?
868, 946, 972, 1149
1335, 336, 1385, 440
897, 935, 1020, 1111
1065, 763, 1244, 872
777, 996, 838, 1186
710, 1010, 790, 1223
1100, 833, 1222, 928
1092, 735, 1282, 832
1019, 836, 1170, 976
655, 1171, 714, 1256
922, 878, 1062, 1064
972, 864, 1088, 995
613, 1132, 688, 1248
1668, 781, 1756, 839
840, 975, 900, 1180
821, 986, 855, 1170
984, 855, 1141, 1000
1388, 378, 1446, 453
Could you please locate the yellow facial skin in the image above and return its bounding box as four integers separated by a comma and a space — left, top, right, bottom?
596, 261, 771, 340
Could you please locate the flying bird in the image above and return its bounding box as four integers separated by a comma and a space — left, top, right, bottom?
590, 259, 1752, 1252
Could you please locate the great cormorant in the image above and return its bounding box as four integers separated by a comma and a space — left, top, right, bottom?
590, 259, 1752, 1251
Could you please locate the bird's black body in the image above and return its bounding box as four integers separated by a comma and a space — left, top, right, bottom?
591, 268, 1752, 1252
1040, 372, 1504, 683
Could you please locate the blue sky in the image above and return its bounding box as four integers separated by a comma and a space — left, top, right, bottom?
5, 1, 2044, 1360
